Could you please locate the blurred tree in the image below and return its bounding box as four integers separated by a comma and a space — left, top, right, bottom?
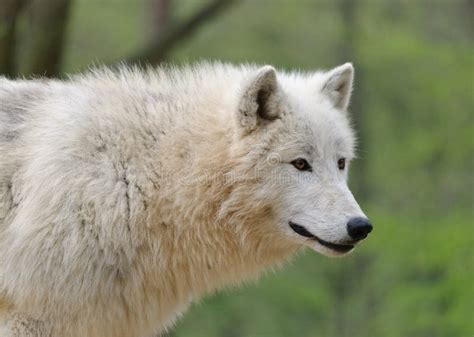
22, 0, 72, 77
146, 0, 173, 41
1, 0, 235, 76
126, 0, 236, 65
338, 0, 369, 201
329, 2, 373, 336
465, 0, 473, 34
0, 0, 26, 76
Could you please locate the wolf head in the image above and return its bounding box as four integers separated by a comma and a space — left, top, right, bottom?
228, 63, 372, 257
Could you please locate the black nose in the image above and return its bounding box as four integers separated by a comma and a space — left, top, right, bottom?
347, 217, 373, 241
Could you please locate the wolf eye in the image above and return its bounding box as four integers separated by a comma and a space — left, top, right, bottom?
338, 158, 346, 170
291, 158, 312, 172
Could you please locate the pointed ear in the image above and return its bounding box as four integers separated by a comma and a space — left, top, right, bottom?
321, 63, 354, 110
238, 65, 281, 132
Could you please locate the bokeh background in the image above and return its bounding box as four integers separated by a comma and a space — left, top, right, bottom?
1, 0, 472, 336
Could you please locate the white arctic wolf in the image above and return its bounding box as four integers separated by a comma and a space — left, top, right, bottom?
0, 62, 372, 337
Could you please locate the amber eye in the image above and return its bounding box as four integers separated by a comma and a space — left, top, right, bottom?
338, 158, 346, 170
291, 158, 312, 172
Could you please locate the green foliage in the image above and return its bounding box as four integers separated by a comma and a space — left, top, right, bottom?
61, 1, 473, 336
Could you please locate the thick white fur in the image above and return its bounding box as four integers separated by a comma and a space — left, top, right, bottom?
0, 62, 366, 337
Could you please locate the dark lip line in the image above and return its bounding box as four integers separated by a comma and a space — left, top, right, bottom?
289, 221, 355, 253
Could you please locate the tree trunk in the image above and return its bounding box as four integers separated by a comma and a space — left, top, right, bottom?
146, 0, 173, 42
339, 0, 369, 202
23, 0, 72, 77
0, 0, 26, 76
331, 2, 369, 337
126, 0, 235, 66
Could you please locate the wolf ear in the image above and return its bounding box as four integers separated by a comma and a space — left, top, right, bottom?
238, 65, 281, 132
321, 63, 354, 111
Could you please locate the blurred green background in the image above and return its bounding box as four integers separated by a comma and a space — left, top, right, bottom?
2, 0, 473, 336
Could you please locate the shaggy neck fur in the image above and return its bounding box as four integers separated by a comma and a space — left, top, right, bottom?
148, 85, 299, 295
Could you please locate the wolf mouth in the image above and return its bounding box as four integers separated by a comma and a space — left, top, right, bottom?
288, 221, 354, 253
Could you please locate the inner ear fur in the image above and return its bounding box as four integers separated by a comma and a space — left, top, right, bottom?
238, 65, 282, 133
321, 62, 354, 111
